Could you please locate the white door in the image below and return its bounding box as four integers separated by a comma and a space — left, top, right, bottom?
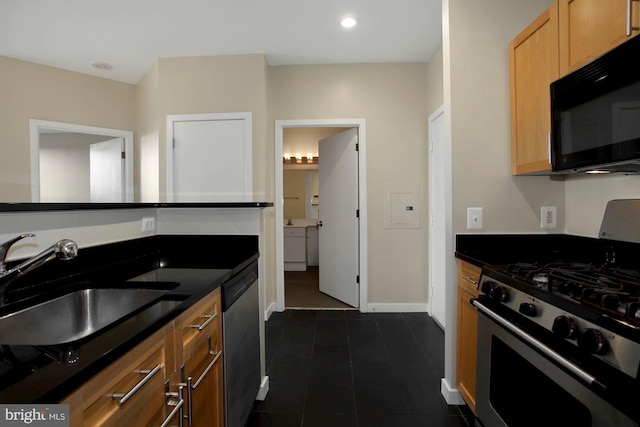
318, 128, 359, 307
429, 106, 447, 328
168, 113, 252, 202
90, 137, 124, 202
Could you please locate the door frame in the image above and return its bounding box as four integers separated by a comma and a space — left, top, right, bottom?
29, 119, 134, 202
427, 105, 449, 329
275, 119, 368, 312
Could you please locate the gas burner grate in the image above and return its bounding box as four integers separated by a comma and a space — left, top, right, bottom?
495, 262, 640, 327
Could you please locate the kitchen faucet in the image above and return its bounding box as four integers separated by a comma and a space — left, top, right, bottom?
0, 234, 78, 280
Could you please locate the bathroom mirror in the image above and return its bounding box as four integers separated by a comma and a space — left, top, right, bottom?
29, 120, 134, 203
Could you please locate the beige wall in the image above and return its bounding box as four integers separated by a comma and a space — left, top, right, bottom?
155, 54, 270, 202
447, 0, 565, 237
270, 63, 430, 305
135, 62, 160, 203
565, 175, 640, 237
283, 170, 307, 218
426, 44, 444, 116
0, 56, 136, 202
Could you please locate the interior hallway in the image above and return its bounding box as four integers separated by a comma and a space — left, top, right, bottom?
285, 267, 353, 310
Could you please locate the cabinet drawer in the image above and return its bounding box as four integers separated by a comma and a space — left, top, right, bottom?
78, 332, 167, 426
180, 287, 221, 361
284, 227, 306, 237
184, 328, 223, 380
458, 261, 481, 298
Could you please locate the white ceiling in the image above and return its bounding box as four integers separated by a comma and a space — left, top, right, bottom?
0, 0, 442, 85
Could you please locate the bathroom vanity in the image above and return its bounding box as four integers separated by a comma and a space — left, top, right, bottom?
283, 219, 319, 271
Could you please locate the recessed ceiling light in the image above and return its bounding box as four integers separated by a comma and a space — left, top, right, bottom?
91, 61, 113, 71
340, 16, 358, 28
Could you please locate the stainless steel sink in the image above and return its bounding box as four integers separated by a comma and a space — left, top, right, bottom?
0, 288, 169, 345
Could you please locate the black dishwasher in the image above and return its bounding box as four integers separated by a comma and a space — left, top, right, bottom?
221, 260, 260, 427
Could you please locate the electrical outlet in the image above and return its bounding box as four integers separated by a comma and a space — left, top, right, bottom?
141, 217, 156, 233
467, 207, 483, 230
541, 206, 557, 229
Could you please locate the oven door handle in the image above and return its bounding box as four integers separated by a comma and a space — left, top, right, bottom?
472, 299, 606, 390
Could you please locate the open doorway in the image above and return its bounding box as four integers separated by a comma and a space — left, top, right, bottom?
282, 127, 351, 309
275, 119, 369, 313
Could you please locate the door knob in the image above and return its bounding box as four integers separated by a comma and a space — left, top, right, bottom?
317, 221, 323, 227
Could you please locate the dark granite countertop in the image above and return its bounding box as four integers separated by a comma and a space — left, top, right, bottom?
0, 202, 273, 212
0, 234, 258, 403
455, 233, 640, 271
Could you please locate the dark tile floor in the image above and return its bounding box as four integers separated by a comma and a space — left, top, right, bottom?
247, 309, 475, 427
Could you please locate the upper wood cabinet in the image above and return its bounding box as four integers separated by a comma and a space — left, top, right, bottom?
559, 0, 640, 75
509, 3, 559, 175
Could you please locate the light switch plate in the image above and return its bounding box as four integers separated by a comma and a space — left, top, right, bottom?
467, 207, 483, 230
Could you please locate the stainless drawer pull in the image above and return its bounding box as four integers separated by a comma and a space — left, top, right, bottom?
160, 387, 184, 427
112, 364, 162, 406
190, 312, 218, 331
192, 350, 222, 389
462, 276, 478, 285
627, 0, 640, 35
182, 350, 222, 426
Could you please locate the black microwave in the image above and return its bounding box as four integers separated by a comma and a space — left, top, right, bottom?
550, 35, 640, 173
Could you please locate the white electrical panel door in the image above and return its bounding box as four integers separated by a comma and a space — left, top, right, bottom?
169, 113, 252, 202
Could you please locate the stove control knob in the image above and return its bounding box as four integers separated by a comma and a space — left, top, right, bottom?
519, 303, 537, 317
490, 286, 510, 302
480, 281, 496, 295
552, 315, 576, 339
578, 329, 609, 355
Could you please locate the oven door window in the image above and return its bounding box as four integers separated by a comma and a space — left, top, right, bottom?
490, 336, 591, 426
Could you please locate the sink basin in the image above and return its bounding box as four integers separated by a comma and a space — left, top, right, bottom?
0, 288, 169, 345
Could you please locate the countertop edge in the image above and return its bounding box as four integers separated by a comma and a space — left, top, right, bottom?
0, 202, 274, 212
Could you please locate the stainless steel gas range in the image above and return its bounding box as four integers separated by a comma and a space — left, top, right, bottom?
473, 200, 640, 427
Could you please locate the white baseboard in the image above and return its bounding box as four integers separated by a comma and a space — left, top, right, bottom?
264, 302, 277, 321
256, 376, 269, 401
367, 303, 429, 313
440, 378, 465, 405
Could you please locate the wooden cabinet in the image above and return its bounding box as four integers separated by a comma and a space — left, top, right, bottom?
456, 260, 481, 415
61, 326, 176, 427
559, 0, 640, 75
510, 0, 640, 175
62, 287, 224, 426
509, 2, 559, 175
178, 287, 224, 427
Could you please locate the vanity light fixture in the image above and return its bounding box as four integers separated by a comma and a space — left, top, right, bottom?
282, 153, 318, 164
340, 16, 358, 28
